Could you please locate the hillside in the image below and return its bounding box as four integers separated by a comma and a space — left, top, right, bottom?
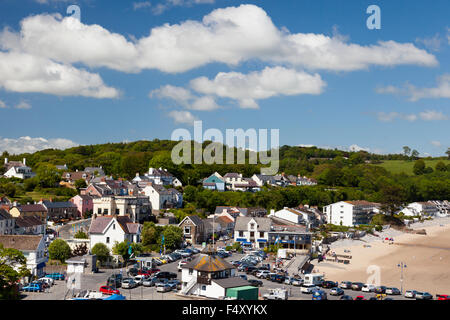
374, 160, 450, 175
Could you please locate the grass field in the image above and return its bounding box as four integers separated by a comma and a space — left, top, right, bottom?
373, 159, 450, 175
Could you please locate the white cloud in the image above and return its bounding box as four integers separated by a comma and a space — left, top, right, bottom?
150, 85, 220, 111
15, 101, 32, 110
349, 144, 370, 152
151, 0, 215, 15
133, 1, 152, 10
375, 110, 447, 122
0, 5, 437, 74
0, 100, 8, 109
0, 51, 119, 98
0, 136, 78, 154
190, 96, 221, 111
377, 74, 450, 101
431, 140, 442, 147
167, 110, 198, 125
419, 110, 448, 121
297, 144, 316, 148
190, 66, 326, 109
415, 34, 442, 52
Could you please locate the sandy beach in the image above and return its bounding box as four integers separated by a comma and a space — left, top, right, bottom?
312, 217, 450, 295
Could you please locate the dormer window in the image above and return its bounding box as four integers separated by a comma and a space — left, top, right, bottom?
250, 223, 255, 229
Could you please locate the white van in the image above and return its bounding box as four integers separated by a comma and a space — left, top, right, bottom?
303, 273, 324, 286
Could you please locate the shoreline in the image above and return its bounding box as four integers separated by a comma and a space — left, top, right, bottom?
314, 217, 450, 294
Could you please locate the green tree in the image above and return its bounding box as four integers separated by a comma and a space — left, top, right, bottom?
158, 225, 183, 250
36, 163, 61, 188
48, 239, 72, 263
91, 243, 110, 264
112, 240, 131, 262
403, 146, 411, 157
411, 149, 419, 159
446, 148, 450, 160
74, 179, 87, 190
413, 159, 426, 175
0, 244, 31, 299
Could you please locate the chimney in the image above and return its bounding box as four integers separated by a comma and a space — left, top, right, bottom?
4, 158, 7, 164
23, 158, 26, 166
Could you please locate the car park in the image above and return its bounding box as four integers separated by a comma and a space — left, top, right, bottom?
340, 295, 353, 300
351, 282, 364, 291
406, 290, 419, 299
415, 292, 433, 300
339, 281, 352, 289
386, 287, 401, 295
362, 284, 376, 292
121, 278, 138, 289
99, 286, 120, 295
330, 287, 344, 296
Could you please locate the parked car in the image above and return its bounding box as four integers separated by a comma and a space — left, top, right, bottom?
107, 276, 122, 288
121, 278, 138, 289
167, 279, 182, 291
284, 276, 295, 285
38, 277, 54, 286
415, 292, 433, 300
45, 272, 65, 280
407, 289, 420, 298
248, 279, 263, 287
244, 266, 258, 274
292, 278, 303, 286
321, 281, 338, 289
312, 289, 327, 300
386, 287, 401, 295
436, 294, 450, 300
127, 268, 139, 276
340, 295, 353, 300
143, 277, 159, 287
22, 283, 42, 292
255, 270, 271, 279
301, 284, 320, 294
134, 275, 147, 286
156, 283, 172, 292
351, 282, 364, 291
362, 284, 376, 292
375, 286, 387, 294
99, 286, 120, 295
154, 271, 177, 280
355, 295, 366, 300
339, 281, 352, 289
330, 287, 344, 296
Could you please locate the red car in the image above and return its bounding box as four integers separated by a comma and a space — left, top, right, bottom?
437, 294, 450, 300
355, 296, 366, 300
99, 286, 120, 295
138, 268, 160, 276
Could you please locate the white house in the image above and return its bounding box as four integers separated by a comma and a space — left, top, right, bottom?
234, 216, 271, 249
269, 207, 307, 225
142, 185, 182, 210
429, 200, 450, 217
180, 251, 249, 299
323, 201, 381, 227
401, 202, 439, 217
0, 235, 47, 277
92, 195, 152, 223
251, 174, 275, 187
88, 215, 141, 251
3, 158, 36, 179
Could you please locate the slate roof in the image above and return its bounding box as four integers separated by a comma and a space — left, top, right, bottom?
0, 208, 12, 220
213, 277, 250, 289
234, 216, 271, 232
0, 235, 43, 251
15, 204, 47, 212
180, 215, 204, 227
14, 216, 43, 227
88, 216, 140, 235
183, 253, 235, 272
43, 201, 77, 209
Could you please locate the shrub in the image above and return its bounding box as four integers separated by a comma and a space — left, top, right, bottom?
48, 239, 72, 263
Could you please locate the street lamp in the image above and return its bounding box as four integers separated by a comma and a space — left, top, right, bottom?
397, 262, 407, 294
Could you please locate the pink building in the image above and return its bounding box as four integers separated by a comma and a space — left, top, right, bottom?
70, 195, 94, 218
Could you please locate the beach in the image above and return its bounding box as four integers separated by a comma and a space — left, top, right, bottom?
313, 217, 450, 295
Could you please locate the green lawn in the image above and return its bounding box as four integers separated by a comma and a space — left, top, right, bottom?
373, 159, 450, 175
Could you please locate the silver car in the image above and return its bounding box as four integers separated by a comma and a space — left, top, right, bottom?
386, 287, 401, 295
121, 278, 138, 289
404, 290, 417, 298
330, 287, 344, 296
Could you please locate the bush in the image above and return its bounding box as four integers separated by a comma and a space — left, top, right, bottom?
91, 243, 110, 264
74, 230, 88, 239
225, 245, 233, 251
375, 225, 383, 232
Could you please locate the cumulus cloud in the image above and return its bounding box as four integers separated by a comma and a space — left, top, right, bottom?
431, 140, 442, 147
0, 5, 437, 74
377, 74, 450, 101
150, 85, 220, 111
190, 66, 326, 109
0, 136, 78, 154
167, 110, 198, 125
0, 51, 119, 98
375, 110, 447, 122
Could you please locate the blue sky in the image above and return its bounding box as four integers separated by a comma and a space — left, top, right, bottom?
0, 0, 448, 156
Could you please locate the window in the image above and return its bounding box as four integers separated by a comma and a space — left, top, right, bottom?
104, 209, 109, 214
201, 285, 206, 291
239, 231, 244, 237
106, 237, 110, 243
259, 232, 264, 237
97, 208, 101, 214
184, 226, 191, 234
115, 209, 120, 215
112, 224, 115, 230
189, 269, 193, 275
250, 223, 255, 229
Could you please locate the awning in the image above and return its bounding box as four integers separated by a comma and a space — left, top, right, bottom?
257, 239, 267, 242
235, 238, 247, 242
